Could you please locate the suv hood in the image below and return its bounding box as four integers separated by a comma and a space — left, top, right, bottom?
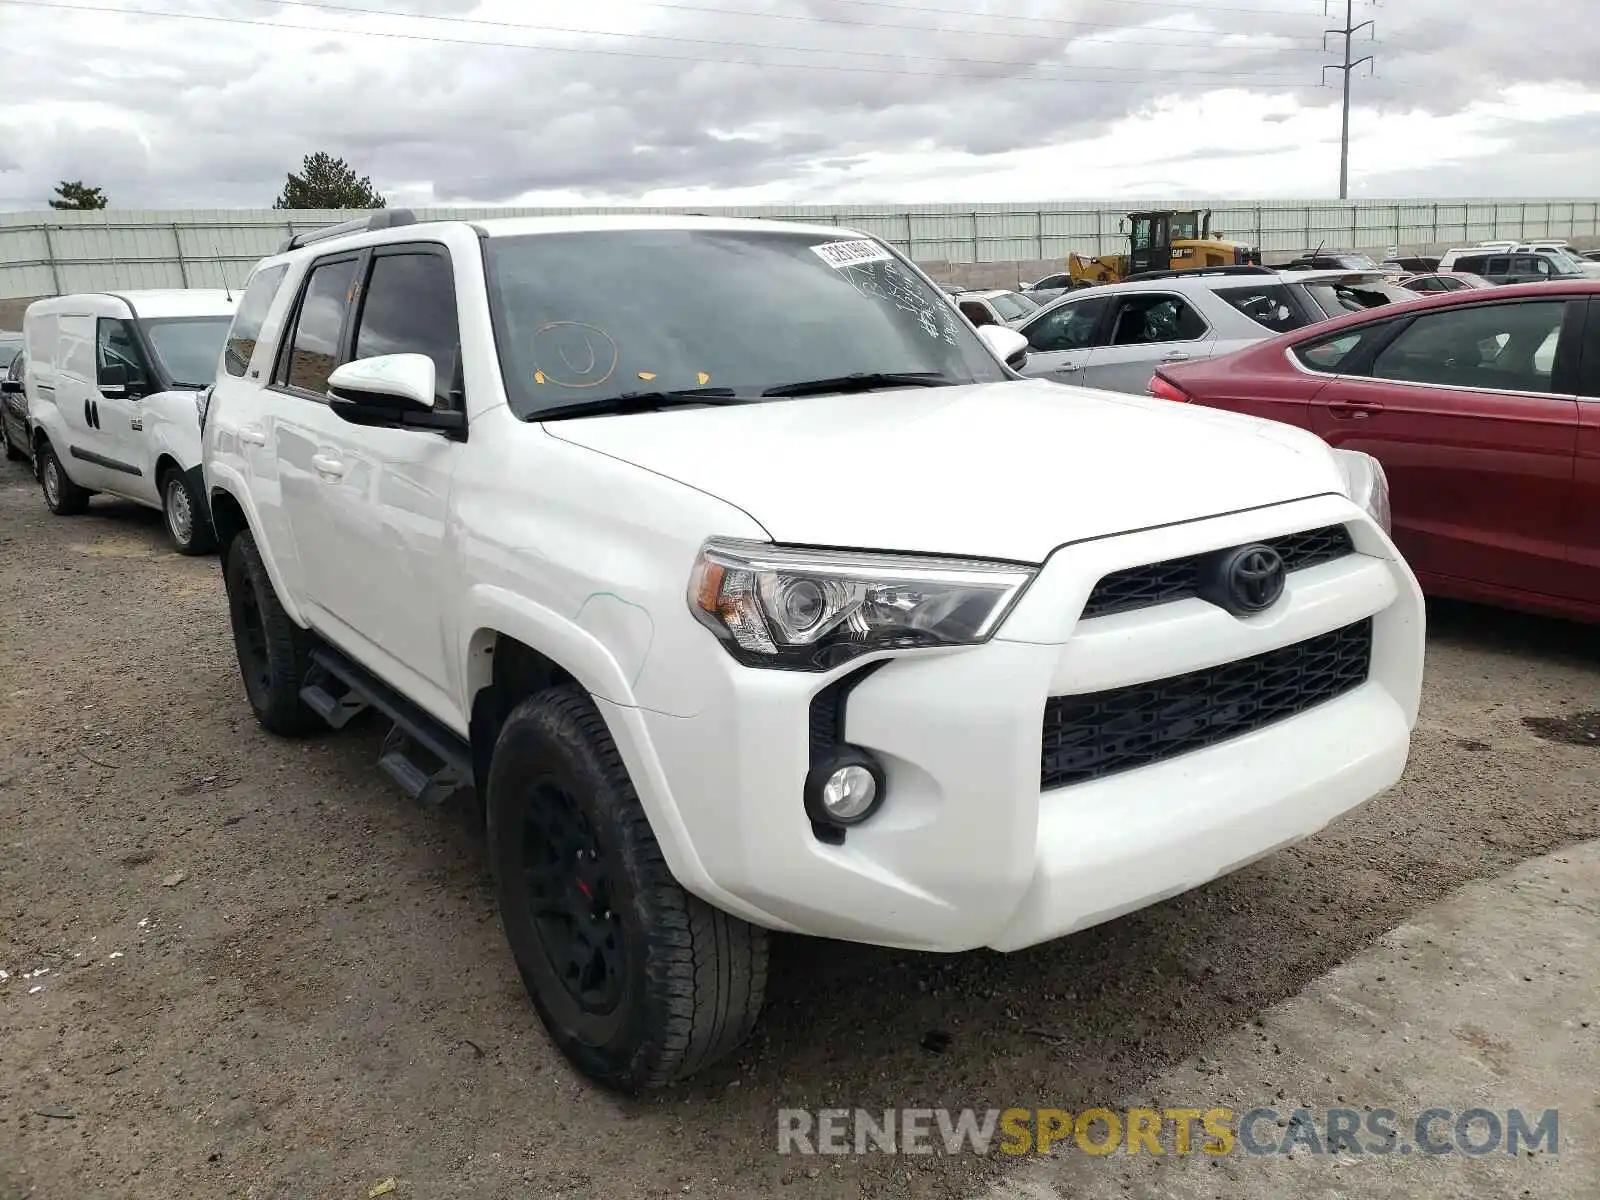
543, 378, 1347, 563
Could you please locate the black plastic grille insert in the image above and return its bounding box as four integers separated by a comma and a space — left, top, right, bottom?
1081, 525, 1355, 620
1040, 618, 1372, 791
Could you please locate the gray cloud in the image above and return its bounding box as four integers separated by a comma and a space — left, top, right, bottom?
1, 0, 1598, 209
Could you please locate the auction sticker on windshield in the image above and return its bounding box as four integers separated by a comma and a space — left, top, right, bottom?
812, 239, 894, 269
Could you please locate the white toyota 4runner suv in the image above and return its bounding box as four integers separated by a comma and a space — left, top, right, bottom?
202, 211, 1424, 1091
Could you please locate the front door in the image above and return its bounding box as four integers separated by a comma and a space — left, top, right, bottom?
1083, 291, 1217, 394
91, 317, 158, 502
1567, 297, 1600, 606
1310, 296, 1579, 599
268, 244, 464, 720
1017, 294, 1111, 385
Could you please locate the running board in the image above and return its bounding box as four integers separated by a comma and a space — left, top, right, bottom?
306, 647, 473, 804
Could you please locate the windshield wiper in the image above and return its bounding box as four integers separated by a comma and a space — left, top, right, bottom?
761, 371, 954, 398
533, 387, 752, 421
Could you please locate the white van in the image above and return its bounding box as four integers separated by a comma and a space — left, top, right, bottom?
24, 290, 235, 552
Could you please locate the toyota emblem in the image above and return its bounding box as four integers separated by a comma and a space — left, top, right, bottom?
1200, 543, 1286, 615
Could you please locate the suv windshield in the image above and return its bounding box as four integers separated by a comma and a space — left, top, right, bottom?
142, 317, 232, 387
482, 229, 1007, 418
988, 292, 1039, 322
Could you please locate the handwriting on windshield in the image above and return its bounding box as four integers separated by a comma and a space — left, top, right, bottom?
838, 259, 953, 342
529, 322, 619, 389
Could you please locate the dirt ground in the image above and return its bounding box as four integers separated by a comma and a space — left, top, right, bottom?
0, 456, 1596, 1200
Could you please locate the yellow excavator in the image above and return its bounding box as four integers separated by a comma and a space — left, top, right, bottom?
1047, 210, 1262, 289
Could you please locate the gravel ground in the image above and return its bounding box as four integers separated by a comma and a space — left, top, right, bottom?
1, 456, 1596, 1200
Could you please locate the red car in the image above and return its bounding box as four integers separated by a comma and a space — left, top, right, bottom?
1149, 281, 1600, 622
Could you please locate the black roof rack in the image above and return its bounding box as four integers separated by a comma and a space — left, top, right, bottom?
279, 209, 417, 253
1120, 265, 1277, 283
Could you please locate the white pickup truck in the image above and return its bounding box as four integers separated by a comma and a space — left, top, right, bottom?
201, 211, 1425, 1092
24, 289, 235, 552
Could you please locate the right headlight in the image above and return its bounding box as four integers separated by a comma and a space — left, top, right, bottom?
1332, 448, 1390, 534
688, 538, 1037, 671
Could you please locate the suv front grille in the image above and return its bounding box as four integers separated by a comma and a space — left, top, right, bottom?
1080, 525, 1355, 620
1039, 619, 1372, 791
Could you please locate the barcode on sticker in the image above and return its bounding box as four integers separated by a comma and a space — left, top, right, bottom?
811, 239, 893, 268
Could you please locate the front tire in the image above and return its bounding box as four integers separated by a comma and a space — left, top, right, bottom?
160, 467, 216, 556
223, 529, 320, 736
487, 686, 768, 1091
39, 444, 90, 515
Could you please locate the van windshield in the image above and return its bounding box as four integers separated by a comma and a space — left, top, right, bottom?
481, 229, 1007, 418
143, 317, 231, 387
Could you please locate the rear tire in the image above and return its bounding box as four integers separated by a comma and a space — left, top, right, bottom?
39, 444, 90, 515
487, 685, 768, 1092
223, 529, 320, 736
160, 467, 216, 556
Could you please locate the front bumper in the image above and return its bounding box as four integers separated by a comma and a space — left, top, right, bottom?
624, 494, 1425, 952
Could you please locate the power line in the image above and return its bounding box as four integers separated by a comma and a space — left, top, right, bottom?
1322, 0, 1375, 199
772, 0, 1330, 34
3, 0, 1316, 87
226, 0, 1336, 56
132, 0, 1322, 78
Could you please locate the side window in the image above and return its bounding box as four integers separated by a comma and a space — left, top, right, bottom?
1023, 296, 1110, 353
350, 251, 461, 405
1214, 283, 1305, 333
1108, 294, 1207, 346
1486, 257, 1511, 276
959, 300, 994, 328
224, 264, 290, 378
1371, 301, 1568, 394
96, 319, 150, 385
276, 256, 360, 394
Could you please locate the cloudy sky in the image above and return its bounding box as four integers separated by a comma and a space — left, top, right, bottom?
2, 0, 1599, 211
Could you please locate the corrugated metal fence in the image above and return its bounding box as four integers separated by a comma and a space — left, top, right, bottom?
4, 198, 1600, 300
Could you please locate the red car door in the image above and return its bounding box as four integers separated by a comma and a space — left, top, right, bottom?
1571, 297, 1600, 606
1309, 295, 1580, 600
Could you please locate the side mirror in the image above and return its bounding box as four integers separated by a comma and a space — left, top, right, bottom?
977, 325, 1029, 371
1018, 281, 1034, 291
326, 353, 465, 435
98, 362, 128, 396
0, 379, 20, 395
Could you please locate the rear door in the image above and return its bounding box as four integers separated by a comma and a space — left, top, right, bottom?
1309, 296, 1580, 597
1083, 290, 1217, 394
1569, 297, 1600, 605
1017, 294, 1111, 384
52, 313, 115, 491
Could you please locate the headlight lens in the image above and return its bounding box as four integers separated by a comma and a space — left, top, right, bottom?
688, 539, 1037, 670
1332, 448, 1390, 534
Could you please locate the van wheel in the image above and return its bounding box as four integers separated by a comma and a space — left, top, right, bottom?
39, 445, 90, 515
223, 529, 320, 736
487, 686, 768, 1092
160, 467, 216, 556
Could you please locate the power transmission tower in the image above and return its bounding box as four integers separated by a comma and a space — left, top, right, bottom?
1323, 1, 1375, 200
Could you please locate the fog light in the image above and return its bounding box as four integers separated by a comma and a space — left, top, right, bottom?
804, 747, 886, 828
822, 765, 876, 821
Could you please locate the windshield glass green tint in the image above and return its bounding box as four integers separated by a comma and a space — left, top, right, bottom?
482, 229, 1007, 417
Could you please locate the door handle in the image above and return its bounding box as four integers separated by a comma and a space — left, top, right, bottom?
238, 425, 267, 447
1160, 352, 1191, 363
1327, 401, 1384, 419
1053, 362, 1082, 374
311, 453, 346, 478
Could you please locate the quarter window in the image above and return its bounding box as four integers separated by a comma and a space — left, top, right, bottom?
351, 252, 461, 405
1108, 294, 1207, 345
1293, 328, 1375, 373
1023, 296, 1110, 353
225, 264, 289, 378
278, 256, 359, 394
1370, 301, 1567, 394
